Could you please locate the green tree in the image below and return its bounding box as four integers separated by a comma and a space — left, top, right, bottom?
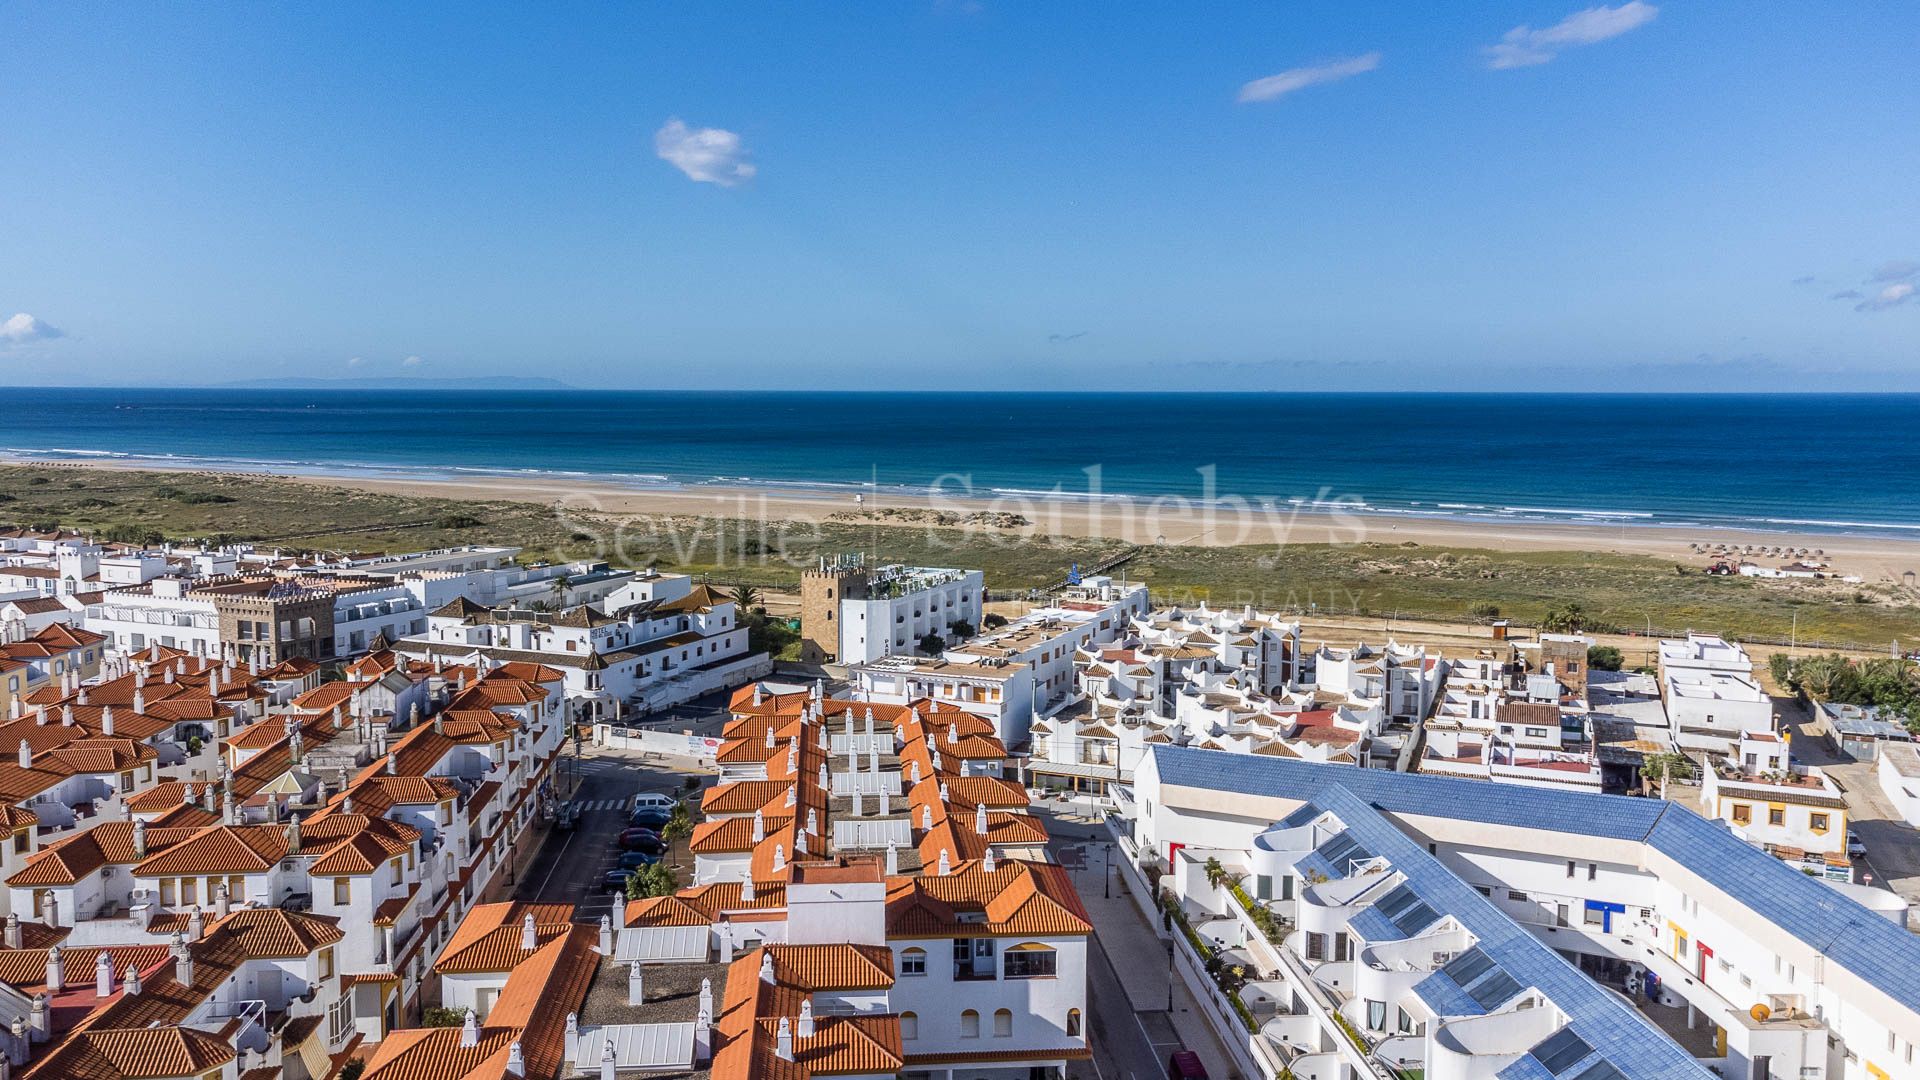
947, 620, 976, 640
1642, 751, 1697, 782
1541, 603, 1587, 634
625, 861, 679, 899
1769, 652, 1797, 690
421, 1006, 467, 1027
661, 802, 694, 843
917, 632, 946, 655
731, 584, 762, 612
1467, 602, 1501, 623
1586, 645, 1623, 672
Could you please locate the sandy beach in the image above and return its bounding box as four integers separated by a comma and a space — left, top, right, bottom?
27, 456, 1920, 584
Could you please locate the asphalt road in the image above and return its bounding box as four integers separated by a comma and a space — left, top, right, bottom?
515, 749, 699, 921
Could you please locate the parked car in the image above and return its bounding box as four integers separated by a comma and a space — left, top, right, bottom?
603, 870, 634, 892
617, 827, 662, 846
628, 806, 673, 829
1848, 831, 1868, 859
620, 834, 666, 855
618, 850, 662, 869
1167, 1050, 1210, 1079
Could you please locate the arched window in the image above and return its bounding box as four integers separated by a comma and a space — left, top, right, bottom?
993, 1009, 1013, 1037
960, 1010, 979, 1038
1067, 1009, 1082, 1037
1003, 942, 1057, 979
899, 947, 927, 976
900, 1011, 918, 1040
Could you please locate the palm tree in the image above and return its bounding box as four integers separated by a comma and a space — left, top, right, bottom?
732, 584, 762, 612
549, 574, 571, 608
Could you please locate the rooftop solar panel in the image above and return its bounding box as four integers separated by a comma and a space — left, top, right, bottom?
1532, 1027, 1593, 1074
1467, 969, 1524, 1009
1442, 948, 1494, 985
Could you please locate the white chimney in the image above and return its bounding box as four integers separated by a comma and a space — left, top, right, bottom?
16, 741, 29, 771
521, 912, 537, 951
600, 1037, 617, 1080
459, 1009, 479, 1048
505, 1041, 524, 1077
752, 810, 764, 843
123, 962, 141, 996
975, 802, 989, 836
4, 913, 20, 950
43, 947, 63, 994
95, 950, 113, 997
100, 706, 113, 736
937, 848, 951, 876
597, 915, 612, 955
885, 843, 899, 875
772, 844, 785, 872
628, 961, 645, 1006
797, 998, 815, 1039
760, 950, 775, 984
982, 848, 997, 872
188, 905, 204, 941
921, 805, 933, 830
563, 1013, 581, 1065
775, 1017, 794, 1061
171, 932, 192, 986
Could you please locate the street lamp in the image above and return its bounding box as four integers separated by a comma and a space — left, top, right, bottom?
1165, 939, 1175, 1012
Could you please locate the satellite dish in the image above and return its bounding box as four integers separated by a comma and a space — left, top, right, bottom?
1749, 1003, 1771, 1022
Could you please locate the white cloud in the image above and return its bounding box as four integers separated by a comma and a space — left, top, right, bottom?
655, 119, 757, 186
401, 355, 424, 367
0, 313, 63, 346
346, 356, 365, 368
1485, 2, 1658, 69
1870, 260, 1919, 283
1857, 282, 1916, 313
1238, 53, 1382, 103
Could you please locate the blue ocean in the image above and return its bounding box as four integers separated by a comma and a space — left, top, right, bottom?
3, 388, 1918, 536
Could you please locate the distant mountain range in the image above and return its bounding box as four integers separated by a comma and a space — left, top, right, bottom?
221, 375, 577, 390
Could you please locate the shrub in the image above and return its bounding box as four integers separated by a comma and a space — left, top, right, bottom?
1467, 602, 1500, 622
435, 513, 485, 529
420, 1006, 467, 1027
1586, 645, 1623, 671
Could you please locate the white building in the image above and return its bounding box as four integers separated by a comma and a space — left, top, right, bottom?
944, 577, 1149, 743
1125, 745, 1918, 1080
829, 565, 984, 666
1658, 633, 1773, 757
397, 582, 763, 720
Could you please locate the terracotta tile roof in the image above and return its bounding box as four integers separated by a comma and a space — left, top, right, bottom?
131, 825, 288, 877
766, 943, 894, 991
8, 822, 195, 888
209, 908, 345, 959
0, 943, 169, 992
624, 880, 790, 927
886, 860, 1091, 938
711, 946, 905, 1080
434, 901, 577, 974
21, 1026, 236, 1080
702, 779, 796, 815
368, 919, 599, 1080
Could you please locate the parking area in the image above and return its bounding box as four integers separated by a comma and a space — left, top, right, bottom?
516, 748, 707, 920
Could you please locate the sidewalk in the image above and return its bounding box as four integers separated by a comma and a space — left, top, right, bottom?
1063, 844, 1241, 1080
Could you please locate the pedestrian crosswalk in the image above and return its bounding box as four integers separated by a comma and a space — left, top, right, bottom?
568, 798, 628, 813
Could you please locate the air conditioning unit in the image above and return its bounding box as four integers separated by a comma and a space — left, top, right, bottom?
102, 867, 116, 879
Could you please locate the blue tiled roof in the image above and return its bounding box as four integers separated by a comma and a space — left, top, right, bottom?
1347, 905, 1405, 944
1154, 745, 1667, 840
1152, 744, 1920, 1016
1412, 968, 1481, 1016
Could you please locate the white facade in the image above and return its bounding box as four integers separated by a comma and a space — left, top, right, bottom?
1127, 745, 1920, 1080
838, 567, 984, 665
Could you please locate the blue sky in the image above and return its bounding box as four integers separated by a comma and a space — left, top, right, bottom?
3, 2, 1917, 390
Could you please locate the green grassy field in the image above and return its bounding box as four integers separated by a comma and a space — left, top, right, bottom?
3, 464, 1914, 649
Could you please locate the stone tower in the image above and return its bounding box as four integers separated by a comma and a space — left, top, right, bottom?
799, 554, 869, 664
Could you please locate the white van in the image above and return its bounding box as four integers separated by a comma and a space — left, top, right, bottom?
630, 793, 678, 813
